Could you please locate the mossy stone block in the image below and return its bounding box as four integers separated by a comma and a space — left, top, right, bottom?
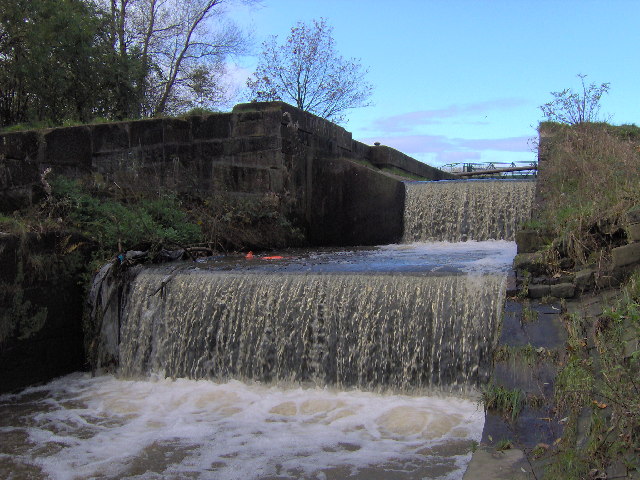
625, 223, 640, 243
612, 243, 640, 268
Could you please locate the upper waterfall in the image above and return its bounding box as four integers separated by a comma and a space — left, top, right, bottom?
402, 179, 535, 242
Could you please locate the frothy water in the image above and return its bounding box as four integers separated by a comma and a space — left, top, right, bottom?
0, 373, 483, 480
2, 240, 519, 479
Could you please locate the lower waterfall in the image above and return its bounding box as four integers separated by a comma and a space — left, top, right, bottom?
403, 179, 535, 242
118, 270, 505, 392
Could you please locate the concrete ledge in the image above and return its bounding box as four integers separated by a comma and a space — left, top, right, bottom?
464, 447, 534, 479
369, 144, 456, 180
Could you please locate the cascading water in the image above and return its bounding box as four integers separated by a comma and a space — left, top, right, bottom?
118, 270, 505, 391
403, 179, 535, 242
0, 178, 535, 480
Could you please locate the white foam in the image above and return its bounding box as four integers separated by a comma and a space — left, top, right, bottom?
379, 240, 517, 273
2, 374, 484, 480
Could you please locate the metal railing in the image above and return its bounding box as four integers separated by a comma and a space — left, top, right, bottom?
441, 161, 538, 178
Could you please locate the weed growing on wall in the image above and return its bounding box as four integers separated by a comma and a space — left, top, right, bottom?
546, 272, 640, 478
37, 175, 202, 271
482, 384, 525, 422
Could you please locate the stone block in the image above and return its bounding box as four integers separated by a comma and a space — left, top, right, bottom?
550, 282, 575, 298
515, 229, 552, 253
163, 118, 191, 144
44, 126, 92, 168
232, 107, 282, 138
575, 268, 595, 291
513, 252, 546, 276
129, 119, 164, 146
211, 164, 271, 193
527, 282, 575, 299
0, 186, 35, 213
227, 150, 282, 169
195, 140, 225, 159
611, 242, 640, 268
307, 158, 405, 247
269, 168, 284, 191
625, 206, 640, 224
226, 136, 282, 154
625, 223, 640, 243
0, 157, 40, 190
90, 122, 129, 152
164, 143, 194, 163
527, 284, 551, 299
0, 131, 41, 161
191, 114, 232, 140
91, 151, 136, 175
136, 145, 165, 166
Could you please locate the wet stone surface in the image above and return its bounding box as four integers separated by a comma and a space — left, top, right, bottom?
465, 298, 568, 480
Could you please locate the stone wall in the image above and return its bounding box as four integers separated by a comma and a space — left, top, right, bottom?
0, 101, 454, 246
0, 232, 89, 393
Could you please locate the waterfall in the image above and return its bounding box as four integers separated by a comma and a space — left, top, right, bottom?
89, 178, 532, 393
52, 178, 533, 478
113, 269, 505, 392
403, 179, 535, 242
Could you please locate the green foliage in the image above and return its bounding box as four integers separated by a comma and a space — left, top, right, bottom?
545, 448, 590, 480
0, 0, 246, 128
46, 176, 202, 254
0, 0, 143, 128
521, 304, 539, 324
520, 218, 544, 230
192, 192, 305, 252
494, 439, 513, 451
554, 357, 593, 412
181, 107, 218, 117
494, 343, 558, 365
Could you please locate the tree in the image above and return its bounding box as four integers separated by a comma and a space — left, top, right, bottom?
0, 0, 132, 127
99, 0, 250, 117
540, 74, 610, 125
247, 18, 373, 124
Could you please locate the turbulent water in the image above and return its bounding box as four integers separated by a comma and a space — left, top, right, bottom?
403, 179, 535, 242
0, 373, 484, 480
0, 241, 517, 479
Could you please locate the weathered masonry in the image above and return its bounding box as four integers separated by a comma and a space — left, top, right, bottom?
0, 101, 454, 246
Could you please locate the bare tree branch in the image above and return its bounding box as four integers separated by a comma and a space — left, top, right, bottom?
540, 74, 610, 125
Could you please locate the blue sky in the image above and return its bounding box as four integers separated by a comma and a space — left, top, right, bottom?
228, 0, 639, 168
